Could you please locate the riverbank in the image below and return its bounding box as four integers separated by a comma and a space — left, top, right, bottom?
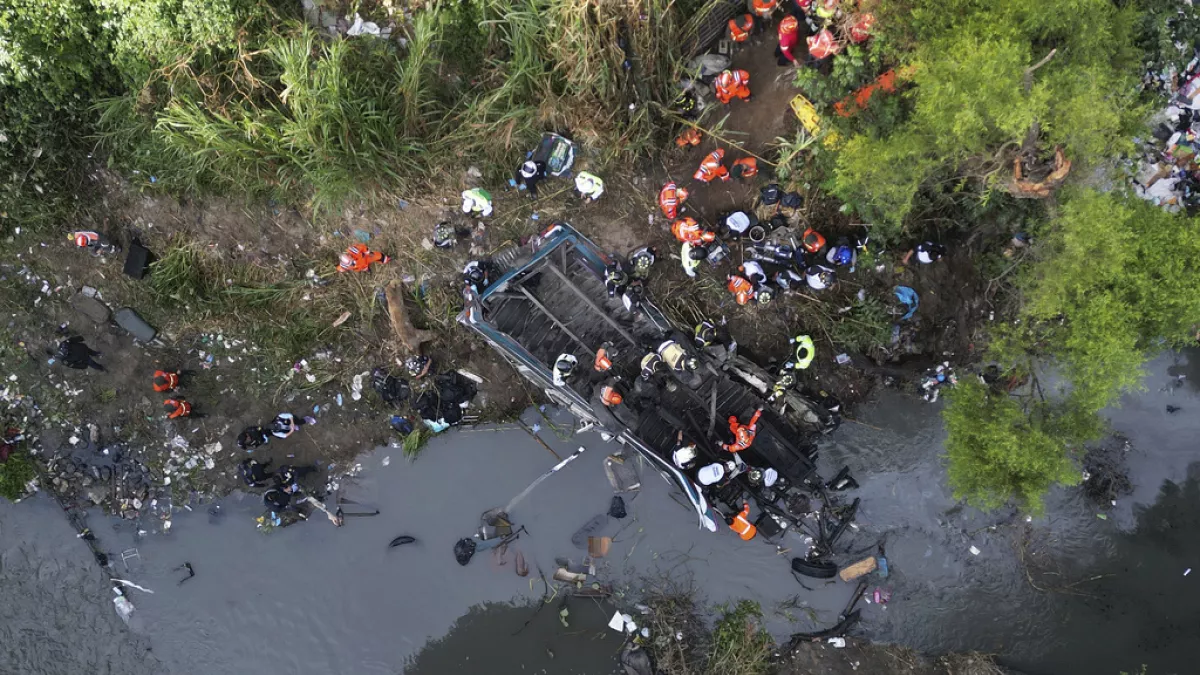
3, 350, 1194, 674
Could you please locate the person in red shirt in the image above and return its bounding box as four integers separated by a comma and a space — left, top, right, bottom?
776, 15, 802, 65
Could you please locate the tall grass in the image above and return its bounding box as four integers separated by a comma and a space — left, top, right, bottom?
96, 0, 697, 208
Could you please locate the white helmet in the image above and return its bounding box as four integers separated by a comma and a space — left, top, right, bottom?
698, 463, 725, 486
673, 445, 697, 468
520, 161, 538, 178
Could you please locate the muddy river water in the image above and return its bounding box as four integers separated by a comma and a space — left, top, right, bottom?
2, 351, 1197, 675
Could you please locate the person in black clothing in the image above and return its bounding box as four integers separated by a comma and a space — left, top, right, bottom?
514, 160, 547, 198
239, 458, 274, 488
58, 336, 104, 371
263, 487, 292, 512
237, 426, 271, 450
275, 464, 317, 491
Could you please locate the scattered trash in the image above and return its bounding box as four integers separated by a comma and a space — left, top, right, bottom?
608, 495, 627, 519
827, 637, 847, 648
1185, 568, 1192, 577
835, 353, 851, 365
1096, 513, 1108, 520
332, 311, 352, 327
877, 556, 889, 578
382, 456, 391, 467
969, 545, 981, 555
388, 535, 417, 548
554, 568, 588, 583
588, 536, 612, 558
894, 286, 919, 321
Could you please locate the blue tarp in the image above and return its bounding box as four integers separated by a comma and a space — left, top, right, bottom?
894, 286, 919, 321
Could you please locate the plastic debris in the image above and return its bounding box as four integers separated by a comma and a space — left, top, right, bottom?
382, 456, 391, 467
894, 286, 919, 320
835, 353, 851, 365
969, 545, 981, 555
827, 637, 847, 648
1185, 568, 1192, 576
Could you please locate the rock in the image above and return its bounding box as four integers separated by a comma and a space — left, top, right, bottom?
114, 307, 157, 342
70, 293, 111, 323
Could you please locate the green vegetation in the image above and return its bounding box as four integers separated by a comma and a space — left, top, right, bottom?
704, 601, 773, 675
946, 192, 1200, 512
0, 450, 36, 501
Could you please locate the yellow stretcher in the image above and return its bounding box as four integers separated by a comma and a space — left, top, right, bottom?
790, 93, 842, 149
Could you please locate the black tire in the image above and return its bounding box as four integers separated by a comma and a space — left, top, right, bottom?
791, 557, 838, 579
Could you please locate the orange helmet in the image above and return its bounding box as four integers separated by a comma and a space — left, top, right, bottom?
802, 228, 826, 254
780, 16, 798, 34
601, 384, 624, 406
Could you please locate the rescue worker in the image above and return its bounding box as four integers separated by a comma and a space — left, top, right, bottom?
69, 230, 119, 256
659, 182, 690, 219
163, 398, 193, 420
754, 284, 775, 305
152, 370, 180, 393
515, 160, 546, 198
694, 149, 730, 183
237, 426, 271, 450
338, 244, 390, 273
722, 210, 754, 238
723, 408, 763, 453
694, 320, 719, 348
623, 278, 646, 312
731, 157, 759, 180
672, 431, 698, 469
553, 353, 578, 386
741, 261, 767, 285
815, 0, 838, 21
605, 260, 629, 298
774, 268, 804, 291
804, 264, 836, 290
785, 334, 816, 370
432, 221, 456, 249
675, 128, 702, 148
672, 217, 716, 245
575, 171, 605, 202
461, 187, 493, 218
57, 336, 104, 371
240, 458, 274, 488
676, 90, 701, 121
728, 14, 754, 43
640, 352, 664, 380
276, 464, 318, 491
594, 343, 615, 373
903, 241, 947, 265
726, 273, 756, 305
462, 259, 493, 295
801, 228, 826, 255
600, 378, 624, 406
628, 246, 657, 280
657, 339, 698, 374
698, 462, 726, 486
714, 69, 752, 105
750, 0, 778, 22
825, 240, 856, 268
270, 412, 316, 439
681, 242, 702, 278
768, 371, 797, 402
263, 487, 293, 512
727, 502, 758, 540
776, 15, 801, 65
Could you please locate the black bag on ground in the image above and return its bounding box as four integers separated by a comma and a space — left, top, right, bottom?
454, 538, 477, 565
760, 183, 782, 206
371, 367, 411, 407
608, 495, 627, 519
781, 191, 803, 209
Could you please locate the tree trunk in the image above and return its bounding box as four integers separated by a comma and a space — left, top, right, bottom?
384, 281, 434, 352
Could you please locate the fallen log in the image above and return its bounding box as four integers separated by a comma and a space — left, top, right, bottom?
384, 281, 434, 352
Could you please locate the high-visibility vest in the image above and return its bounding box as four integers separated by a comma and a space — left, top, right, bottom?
659, 182, 689, 218
73, 231, 100, 248
752, 0, 777, 18
164, 399, 191, 419
594, 347, 613, 372
675, 128, 702, 148
807, 29, 839, 60
728, 14, 753, 42
727, 275, 754, 305
576, 172, 604, 198
657, 341, 687, 371
640, 353, 663, 379
791, 335, 815, 369
732, 157, 758, 179
153, 370, 179, 393
694, 150, 728, 182
672, 218, 714, 244
730, 504, 757, 540
815, 0, 837, 19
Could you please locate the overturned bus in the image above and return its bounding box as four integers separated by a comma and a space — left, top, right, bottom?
458, 223, 836, 537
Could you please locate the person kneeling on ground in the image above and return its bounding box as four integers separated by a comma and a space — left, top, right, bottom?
271, 412, 316, 439
263, 486, 294, 512
338, 244, 390, 273
238, 426, 271, 450
276, 464, 318, 492
903, 241, 947, 265
152, 369, 182, 393
58, 336, 104, 371
163, 398, 193, 420
240, 458, 275, 488
574, 171, 605, 202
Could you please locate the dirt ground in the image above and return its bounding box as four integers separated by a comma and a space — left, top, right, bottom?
1, 37, 985, 522
782, 639, 1012, 675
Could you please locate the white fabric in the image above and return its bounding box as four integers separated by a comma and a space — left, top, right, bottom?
763, 467, 778, 487
916, 250, 933, 264
698, 463, 725, 485
673, 445, 697, 468
805, 268, 828, 290
742, 260, 765, 282
725, 211, 751, 233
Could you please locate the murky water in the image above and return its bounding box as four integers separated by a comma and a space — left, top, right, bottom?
2, 351, 1197, 675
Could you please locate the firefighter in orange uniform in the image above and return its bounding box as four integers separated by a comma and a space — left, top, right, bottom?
726, 274, 756, 305
723, 408, 763, 452
675, 128, 702, 148
672, 218, 716, 245
728, 14, 754, 43
152, 370, 180, 393
163, 398, 193, 420
659, 182, 690, 219
714, 69, 751, 104
731, 157, 758, 180
337, 244, 390, 273
750, 0, 777, 21
727, 503, 758, 540
694, 149, 730, 183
